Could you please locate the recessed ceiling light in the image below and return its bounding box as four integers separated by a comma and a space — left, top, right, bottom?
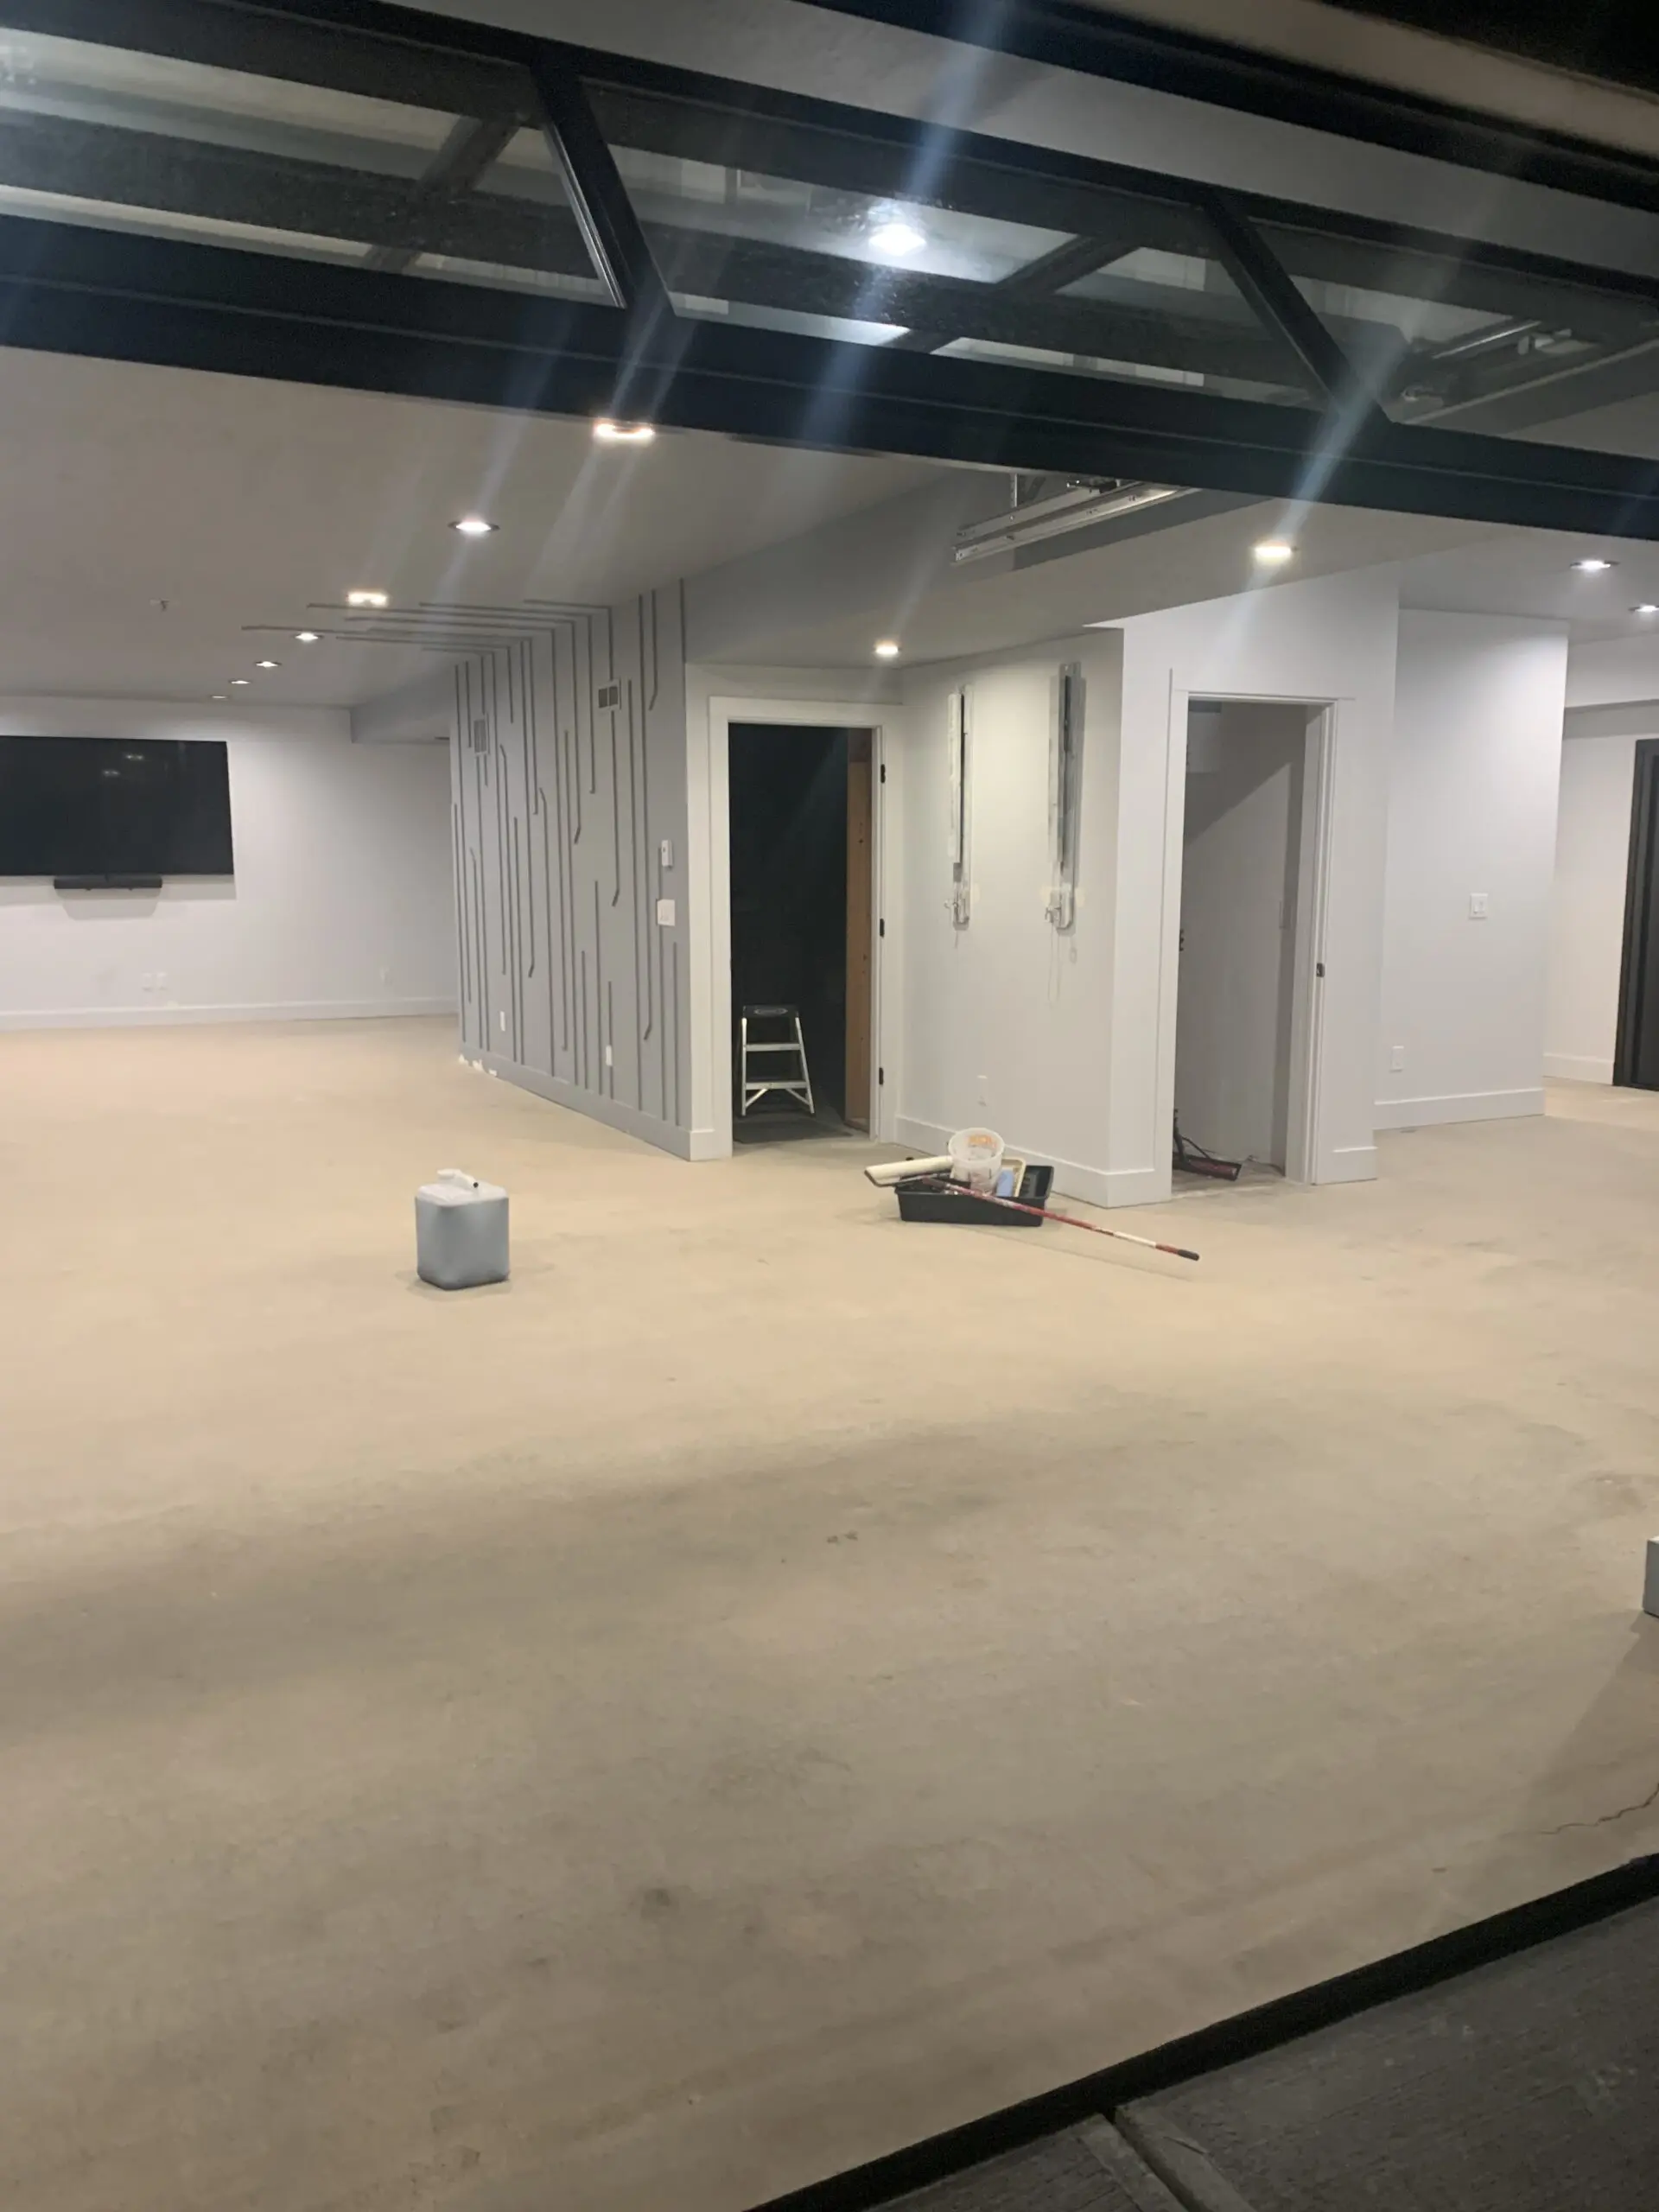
1573, 557, 1615, 573
869, 217, 926, 259
346, 589, 389, 607
1637, 604, 1659, 616
210, 693, 227, 701
451, 516, 497, 537
230, 677, 251, 686
255, 658, 279, 670
874, 639, 901, 658
593, 419, 655, 445
296, 630, 320, 643
1253, 540, 1295, 563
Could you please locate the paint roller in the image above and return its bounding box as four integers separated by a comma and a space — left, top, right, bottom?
863, 1156, 954, 1187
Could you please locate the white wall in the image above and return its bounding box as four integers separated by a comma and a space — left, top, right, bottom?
0, 699, 454, 1029
1547, 724, 1643, 1084
1376, 613, 1567, 1127
893, 636, 1124, 1198
891, 571, 1402, 1206
1563, 634, 1659, 711
1109, 568, 1403, 1199
1176, 703, 1306, 1166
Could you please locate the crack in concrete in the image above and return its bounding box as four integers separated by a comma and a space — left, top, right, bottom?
1543, 1773, 1659, 1835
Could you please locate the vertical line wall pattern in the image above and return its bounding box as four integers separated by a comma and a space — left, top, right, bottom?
450, 585, 692, 1153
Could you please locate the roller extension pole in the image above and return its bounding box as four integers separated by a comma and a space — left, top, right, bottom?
909, 1177, 1200, 1262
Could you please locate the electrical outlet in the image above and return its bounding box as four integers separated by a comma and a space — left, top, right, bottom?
1469, 891, 1490, 919
976, 1072, 988, 1105
499, 1009, 506, 1033
658, 838, 674, 868
1390, 1045, 1405, 1072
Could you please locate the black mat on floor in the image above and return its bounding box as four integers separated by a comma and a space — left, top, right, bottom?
747, 1855, 1659, 2212
887, 2126, 1176, 2211
1120, 1897, 1659, 2211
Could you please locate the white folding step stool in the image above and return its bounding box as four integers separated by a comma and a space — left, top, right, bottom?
739, 1003, 815, 1117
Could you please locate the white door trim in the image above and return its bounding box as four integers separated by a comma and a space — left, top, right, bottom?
701, 696, 887, 1161
1160, 689, 1340, 1190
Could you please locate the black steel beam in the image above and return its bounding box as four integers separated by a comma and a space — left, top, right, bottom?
1200, 188, 1384, 417
798, 0, 1659, 216
0, 109, 598, 282
363, 114, 520, 275
526, 48, 670, 316
29, 0, 1659, 334
0, 0, 528, 121
888, 232, 1146, 356
7, 212, 1659, 543
0, 111, 1308, 384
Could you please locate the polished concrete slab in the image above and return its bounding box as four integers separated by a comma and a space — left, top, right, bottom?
3, 1019, 1656, 2212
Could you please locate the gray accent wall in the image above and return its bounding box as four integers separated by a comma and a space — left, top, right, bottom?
450, 588, 692, 1152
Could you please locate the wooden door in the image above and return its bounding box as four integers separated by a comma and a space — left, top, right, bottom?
845, 731, 874, 1130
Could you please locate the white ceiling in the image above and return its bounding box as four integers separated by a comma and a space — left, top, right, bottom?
0, 346, 948, 708
1399, 526, 1659, 643
2, 333, 1656, 717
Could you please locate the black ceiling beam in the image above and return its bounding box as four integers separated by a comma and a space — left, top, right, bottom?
526, 48, 669, 316
28, 0, 1659, 332
0, 0, 528, 121
1199, 189, 1386, 419
797, 0, 1659, 216
887, 232, 1146, 356
0, 112, 1309, 384
0, 109, 597, 282
362, 113, 520, 274
7, 212, 1659, 543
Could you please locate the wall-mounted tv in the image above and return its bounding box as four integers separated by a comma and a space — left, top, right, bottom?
0, 736, 234, 879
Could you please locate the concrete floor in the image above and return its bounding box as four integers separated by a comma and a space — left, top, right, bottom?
4, 1018, 1657, 2212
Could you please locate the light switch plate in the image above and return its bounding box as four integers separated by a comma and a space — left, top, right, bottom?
656, 897, 676, 926
1469, 891, 1490, 919
659, 838, 674, 868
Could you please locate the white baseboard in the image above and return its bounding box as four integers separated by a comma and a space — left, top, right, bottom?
1544, 1054, 1614, 1085
1324, 1142, 1379, 1183
1374, 1086, 1544, 1131
480, 1052, 695, 1160
893, 1114, 1154, 1208
0, 996, 454, 1033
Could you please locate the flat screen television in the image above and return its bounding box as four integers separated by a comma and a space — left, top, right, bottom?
0, 735, 234, 879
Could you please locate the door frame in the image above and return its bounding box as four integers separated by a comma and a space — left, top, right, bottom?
703, 696, 887, 1160
1614, 736, 1659, 1089
1162, 690, 1336, 1186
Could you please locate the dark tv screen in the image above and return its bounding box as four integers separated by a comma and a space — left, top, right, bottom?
0, 736, 234, 877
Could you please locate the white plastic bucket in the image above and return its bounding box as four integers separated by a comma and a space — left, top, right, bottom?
948, 1126, 1005, 1194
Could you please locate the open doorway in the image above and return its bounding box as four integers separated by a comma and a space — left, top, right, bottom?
1615, 738, 1659, 1089
728, 722, 874, 1141
1174, 699, 1326, 1185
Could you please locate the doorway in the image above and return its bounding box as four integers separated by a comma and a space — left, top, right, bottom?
728, 722, 874, 1140
1173, 698, 1326, 1182
1616, 737, 1659, 1089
